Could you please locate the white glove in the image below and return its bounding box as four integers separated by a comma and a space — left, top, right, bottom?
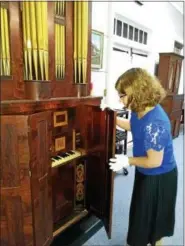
100, 98, 114, 111
100, 99, 123, 111
109, 154, 130, 172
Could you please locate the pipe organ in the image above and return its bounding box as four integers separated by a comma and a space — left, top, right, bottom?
0, 2, 116, 246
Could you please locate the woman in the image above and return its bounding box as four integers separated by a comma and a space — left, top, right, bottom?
108, 68, 178, 246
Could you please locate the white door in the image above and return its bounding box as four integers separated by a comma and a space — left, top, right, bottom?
108, 48, 131, 107
109, 48, 151, 145
109, 48, 133, 144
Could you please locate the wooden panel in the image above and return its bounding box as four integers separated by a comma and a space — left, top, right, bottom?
52, 107, 76, 155
0, 116, 33, 246
86, 151, 106, 212
158, 55, 170, 90
82, 105, 107, 150
170, 110, 182, 120
158, 53, 184, 95
170, 119, 176, 136
167, 58, 176, 93
1, 2, 25, 100
181, 109, 184, 124
173, 60, 182, 94
51, 1, 77, 98
52, 164, 75, 226
86, 107, 116, 239
28, 112, 53, 246
173, 119, 181, 138
160, 96, 173, 115
51, 2, 92, 98
160, 94, 184, 117
1, 97, 102, 115
103, 109, 116, 238
172, 95, 183, 111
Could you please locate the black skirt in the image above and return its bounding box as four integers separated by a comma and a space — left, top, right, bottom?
127, 167, 178, 246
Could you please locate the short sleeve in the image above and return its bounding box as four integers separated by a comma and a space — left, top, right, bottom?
144, 122, 169, 152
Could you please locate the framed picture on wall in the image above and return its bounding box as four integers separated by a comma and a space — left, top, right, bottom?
91, 30, 104, 69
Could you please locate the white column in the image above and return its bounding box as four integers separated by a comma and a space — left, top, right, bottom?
105, 1, 114, 105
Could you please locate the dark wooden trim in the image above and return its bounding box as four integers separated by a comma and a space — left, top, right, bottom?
0, 75, 13, 80
1, 2, 25, 100
1, 96, 102, 115
51, 214, 102, 246
159, 52, 184, 59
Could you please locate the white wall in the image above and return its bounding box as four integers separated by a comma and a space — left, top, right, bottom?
91, 1, 184, 97
91, 2, 109, 96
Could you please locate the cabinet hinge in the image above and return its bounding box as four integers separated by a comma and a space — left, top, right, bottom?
29, 170, 32, 177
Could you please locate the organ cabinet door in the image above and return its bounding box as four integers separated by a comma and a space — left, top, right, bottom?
173, 59, 182, 94
0, 116, 34, 246
158, 53, 184, 94
28, 111, 53, 246
76, 105, 116, 238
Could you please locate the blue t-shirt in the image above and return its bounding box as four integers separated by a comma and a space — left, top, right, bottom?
130, 104, 176, 175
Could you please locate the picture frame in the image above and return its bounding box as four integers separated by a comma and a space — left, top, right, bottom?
91, 30, 104, 69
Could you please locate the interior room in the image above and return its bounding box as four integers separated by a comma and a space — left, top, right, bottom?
0, 1, 184, 246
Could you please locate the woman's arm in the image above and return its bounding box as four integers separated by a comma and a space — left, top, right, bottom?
116, 117, 131, 131
129, 149, 164, 168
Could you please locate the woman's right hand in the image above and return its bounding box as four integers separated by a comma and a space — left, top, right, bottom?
116, 117, 131, 131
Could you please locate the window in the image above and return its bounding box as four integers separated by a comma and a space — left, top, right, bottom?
134, 28, 139, 42
174, 41, 183, 54
129, 25, 134, 40
144, 32, 147, 45
139, 30, 143, 43
116, 20, 122, 36
114, 18, 116, 34
123, 23, 128, 38
113, 17, 148, 46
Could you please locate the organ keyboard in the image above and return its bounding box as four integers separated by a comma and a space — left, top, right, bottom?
51, 150, 82, 168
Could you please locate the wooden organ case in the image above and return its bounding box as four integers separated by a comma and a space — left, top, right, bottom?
0, 2, 116, 246
158, 52, 184, 138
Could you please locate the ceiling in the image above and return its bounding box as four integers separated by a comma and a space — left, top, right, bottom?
170, 1, 184, 14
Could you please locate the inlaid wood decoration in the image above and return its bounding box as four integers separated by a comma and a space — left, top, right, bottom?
53, 111, 68, 128
75, 160, 86, 209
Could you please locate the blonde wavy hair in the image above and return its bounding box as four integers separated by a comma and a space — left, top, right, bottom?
115, 68, 166, 112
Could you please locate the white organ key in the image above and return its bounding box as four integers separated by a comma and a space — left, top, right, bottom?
51, 150, 81, 168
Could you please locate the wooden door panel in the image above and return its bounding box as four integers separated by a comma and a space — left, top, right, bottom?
85, 107, 116, 239
86, 106, 107, 149
86, 151, 105, 214
28, 112, 53, 246
173, 119, 181, 138
173, 60, 182, 94
0, 116, 33, 246
103, 109, 116, 238
167, 60, 176, 93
